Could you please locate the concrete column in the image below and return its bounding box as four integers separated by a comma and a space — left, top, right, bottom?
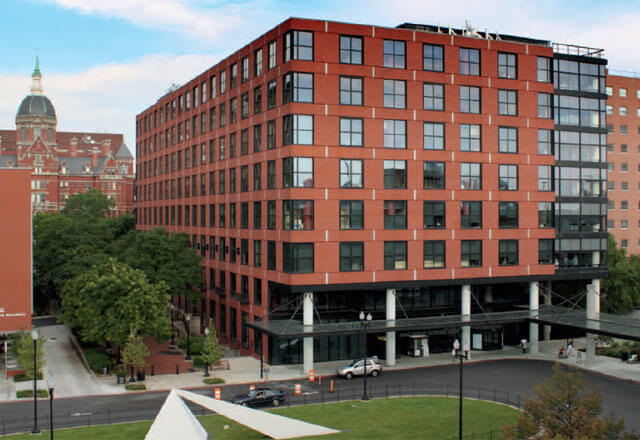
586, 280, 600, 365
385, 289, 396, 366
461, 285, 471, 359
529, 282, 539, 354
543, 281, 552, 341
302, 292, 314, 375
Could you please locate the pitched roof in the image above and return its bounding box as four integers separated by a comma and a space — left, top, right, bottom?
116, 143, 133, 159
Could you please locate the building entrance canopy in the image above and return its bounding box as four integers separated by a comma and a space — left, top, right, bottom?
247, 305, 640, 342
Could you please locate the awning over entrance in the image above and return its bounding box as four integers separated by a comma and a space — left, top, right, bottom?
536, 305, 640, 341
247, 305, 640, 342
246, 310, 531, 338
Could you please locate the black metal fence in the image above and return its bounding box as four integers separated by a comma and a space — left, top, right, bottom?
0, 382, 523, 437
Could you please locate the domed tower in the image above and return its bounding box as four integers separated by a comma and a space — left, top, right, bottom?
15, 57, 57, 147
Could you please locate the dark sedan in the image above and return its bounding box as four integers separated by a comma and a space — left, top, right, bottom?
231, 388, 287, 407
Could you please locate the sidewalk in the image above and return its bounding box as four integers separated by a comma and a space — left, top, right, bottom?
2, 329, 638, 402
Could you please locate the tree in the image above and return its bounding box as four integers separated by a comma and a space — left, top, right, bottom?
61, 259, 171, 349
62, 188, 115, 218
113, 228, 202, 300
121, 334, 150, 382
201, 319, 224, 374
601, 235, 640, 313
503, 364, 638, 440
12, 331, 46, 379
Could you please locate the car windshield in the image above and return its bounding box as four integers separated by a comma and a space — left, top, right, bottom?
347, 360, 358, 367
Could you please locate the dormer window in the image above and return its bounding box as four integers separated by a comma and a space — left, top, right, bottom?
34, 127, 41, 139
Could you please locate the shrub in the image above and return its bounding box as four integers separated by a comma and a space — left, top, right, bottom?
203, 377, 225, 385
125, 384, 147, 391
178, 336, 204, 355
17, 389, 48, 398
192, 355, 205, 369
84, 348, 114, 374
13, 373, 42, 382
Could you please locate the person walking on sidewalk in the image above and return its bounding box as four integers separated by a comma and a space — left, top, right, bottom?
452, 338, 460, 361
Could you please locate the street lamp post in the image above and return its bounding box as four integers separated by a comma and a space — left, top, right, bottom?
185, 313, 192, 361
455, 349, 469, 440
203, 327, 210, 377
31, 329, 40, 434
359, 311, 372, 401
46, 373, 55, 440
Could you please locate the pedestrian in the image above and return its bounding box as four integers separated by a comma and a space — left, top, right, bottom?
263, 365, 270, 382
452, 338, 460, 360
520, 338, 528, 354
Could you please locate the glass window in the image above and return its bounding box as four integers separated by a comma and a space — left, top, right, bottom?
384, 200, 407, 229
340, 36, 363, 65
283, 157, 313, 188
229, 203, 236, 228
384, 160, 406, 189
460, 163, 481, 190
253, 124, 262, 153
424, 241, 445, 269
538, 93, 552, 119
267, 200, 276, 229
537, 57, 552, 82
284, 30, 313, 61
538, 129, 553, 155
383, 40, 405, 69
340, 242, 364, 271
267, 160, 276, 189
340, 118, 363, 146
499, 201, 518, 228
423, 201, 445, 229
620, 106, 627, 116
499, 240, 518, 266
219, 103, 226, 126
460, 124, 481, 151
240, 166, 249, 192
241, 56, 249, 82
340, 159, 363, 188
283, 72, 313, 104
620, 88, 627, 97
383, 120, 407, 149
283, 200, 314, 230
254, 48, 263, 77
267, 120, 276, 150
229, 167, 236, 193
499, 164, 518, 190
253, 201, 261, 229
538, 165, 552, 191
254, 242, 262, 268
423, 161, 445, 189
384, 79, 406, 108
267, 241, 276, 270
267, 80, 277, 109
253, 163, 261, 190
538, 239, 553, 264
423, 44, 444, 72
499, 127, 518, 153
282, 243, 314, 273
424, 122, 445, 150
498, 52, 517, 79
283, 114, 313, 145
461, 240, 482, 267
538, 202, 553, 228
241, 239, 249, 264
384, 241, 407, 270
340, 76, 363, 105
460, 86, 480, 113
420, 85, 445, 118
461, 201, 481, 228
340, 200, 363, 229
230, 63, 237, 89
268, 41, 277, 69
498, 90, 518, 116
459, 48, 480, 75
219, 203, 226, 228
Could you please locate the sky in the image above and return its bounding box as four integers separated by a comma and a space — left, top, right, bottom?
1, 0, 640, 155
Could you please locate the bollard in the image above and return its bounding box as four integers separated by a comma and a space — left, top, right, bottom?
330, 380, 334, 393
176, 364, 179, 375
308, 369, 315, 382
215, 388, 221, 400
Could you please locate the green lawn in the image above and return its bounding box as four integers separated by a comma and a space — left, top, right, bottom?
3, 397, 519, 439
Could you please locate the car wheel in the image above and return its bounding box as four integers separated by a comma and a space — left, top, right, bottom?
273, 399, 280, 407
371, 369, 379, 377
345, 372, 353, 380
241, 402, 248, 407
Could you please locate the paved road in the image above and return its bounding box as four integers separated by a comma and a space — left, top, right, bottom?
1, 359, 638, 435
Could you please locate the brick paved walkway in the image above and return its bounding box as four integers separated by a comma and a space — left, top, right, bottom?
144, 336, 194, 375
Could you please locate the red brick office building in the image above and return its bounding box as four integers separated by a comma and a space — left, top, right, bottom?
0, 168, 32, 333
604, 74, 640, 254
0, 59, 135, 215
135, 19, 607, 368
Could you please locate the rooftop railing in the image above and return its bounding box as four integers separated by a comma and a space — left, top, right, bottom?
553, 42, 605, 58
